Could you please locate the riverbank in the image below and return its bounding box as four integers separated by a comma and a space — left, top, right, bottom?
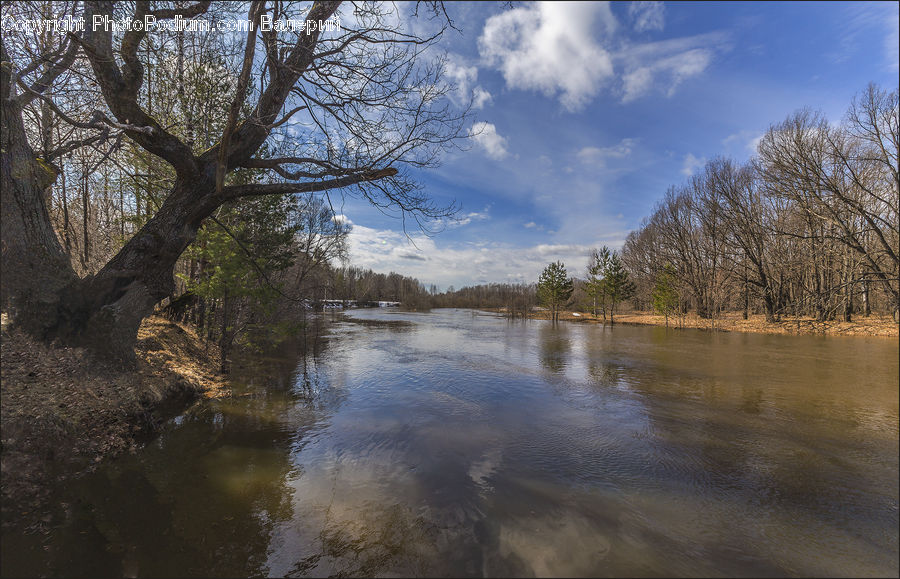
1, 314, 228, 531
490, 308, 899, 337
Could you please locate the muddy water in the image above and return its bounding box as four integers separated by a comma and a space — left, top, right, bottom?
2, 309, 897, 577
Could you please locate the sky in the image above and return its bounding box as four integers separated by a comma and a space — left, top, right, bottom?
329, 1, 899, 291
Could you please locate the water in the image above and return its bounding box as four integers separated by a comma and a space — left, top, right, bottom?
3, 309, 898, 577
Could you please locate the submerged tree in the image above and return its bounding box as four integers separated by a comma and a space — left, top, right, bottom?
1, 1, 466, 360
537, 261, 573, 323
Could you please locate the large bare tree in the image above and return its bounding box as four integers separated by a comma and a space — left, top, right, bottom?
2, 0, 465, 359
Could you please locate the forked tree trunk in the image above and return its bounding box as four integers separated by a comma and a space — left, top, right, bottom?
47, 174, 219, 361
3, 77, 219, 361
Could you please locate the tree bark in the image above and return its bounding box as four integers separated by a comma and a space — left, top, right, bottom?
1, 60, 77, 326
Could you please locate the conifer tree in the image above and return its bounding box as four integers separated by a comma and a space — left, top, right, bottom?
537, 261, 574, 322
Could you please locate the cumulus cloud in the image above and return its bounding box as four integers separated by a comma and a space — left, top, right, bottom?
394, 251, 427, 261
469, 122, 510, 160
681, 152, 705, 176
629, 1, 665, 33
443, 55, 493, 110
477, 2, 727, 108
478, 2, 616, 112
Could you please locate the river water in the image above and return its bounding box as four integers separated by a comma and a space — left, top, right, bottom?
2, 309, 898, 577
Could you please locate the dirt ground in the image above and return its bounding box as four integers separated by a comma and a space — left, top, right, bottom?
497, 308, 899, 338
1, 315, 228, 531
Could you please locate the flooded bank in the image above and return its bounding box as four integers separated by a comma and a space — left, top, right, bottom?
2, 309, 897, 577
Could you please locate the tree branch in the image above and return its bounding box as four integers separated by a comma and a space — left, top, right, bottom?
219, 167, 397, 200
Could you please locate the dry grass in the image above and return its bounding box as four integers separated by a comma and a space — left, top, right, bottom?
493, 307, 898, 338
614, 311, 898, 337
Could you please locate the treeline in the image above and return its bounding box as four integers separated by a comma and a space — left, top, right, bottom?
329, 266, 434, 308
622, 84, 899, 323
430, 283, 537, 316
429, 85, 898, 327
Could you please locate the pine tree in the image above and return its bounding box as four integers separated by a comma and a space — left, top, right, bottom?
537, 261, 574, 322
604, 251, 635, 324
586, 247, 611, 320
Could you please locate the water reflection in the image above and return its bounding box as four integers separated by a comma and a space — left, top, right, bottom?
2, 310, 897, 577
538, 322, 571, 374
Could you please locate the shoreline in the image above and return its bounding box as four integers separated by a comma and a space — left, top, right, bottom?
482, 308, 899, 338
1, 315, 228, 531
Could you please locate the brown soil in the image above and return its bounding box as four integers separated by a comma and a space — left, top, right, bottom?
1, 314, 228, 531
489, 308, 899, 338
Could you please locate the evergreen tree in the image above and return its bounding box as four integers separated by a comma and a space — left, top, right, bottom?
652, 264, 679, 328
586, 246, 611, 320
537, 261, 574, 322
604, 251, 636, 324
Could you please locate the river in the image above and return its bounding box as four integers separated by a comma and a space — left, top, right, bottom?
2, 309, 898, 577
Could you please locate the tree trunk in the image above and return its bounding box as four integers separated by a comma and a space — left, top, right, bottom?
743, 278, 749, 320
862, 280, 870, 317
842, 250, 852, 323
3, 81, 219, 361
47, 175, 219, 361
763, 292, 777, 324
61, 161, 72, 255
0, 72, 76, 325
81, 172, 90, 270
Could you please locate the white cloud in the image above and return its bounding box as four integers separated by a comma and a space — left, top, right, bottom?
478, 2, 616, 112
346, 223, 599, 289
478, 3, 726, 108
577, 138, 638, 164
617, 33, 727, 102
469, 122, 510, 160
472, 86, 493, 110
888, 8, 900, 72
629, 1, 665, 33
332, 214, 353, 226
722, 130, 763, 154
831, 3, 899, 72
681, 152, 705, 176
443, 55, 492, 110
444, 56, 479, 106
622, 67, 653, 103
524, 221, 537, 229
449, 208, 491, 228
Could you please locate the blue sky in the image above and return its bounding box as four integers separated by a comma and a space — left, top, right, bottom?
331, 1, 899, 291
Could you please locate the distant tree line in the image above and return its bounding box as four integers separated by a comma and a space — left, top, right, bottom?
430, 282, 537, 317
622, 84, 898, 324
